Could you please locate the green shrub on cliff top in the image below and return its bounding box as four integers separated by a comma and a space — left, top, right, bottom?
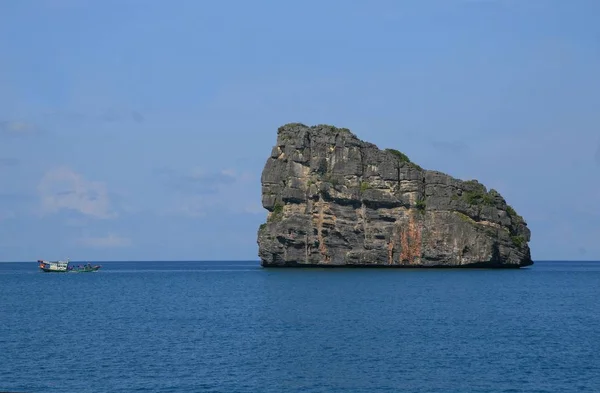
385, 149, 411, 163
409, 162, 423, 171
278, 123, 307, 132
506, 205, 517, 216
506, 204, 524, 223
462, 190, 495, 206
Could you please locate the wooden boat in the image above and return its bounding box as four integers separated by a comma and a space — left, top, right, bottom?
38, 259, 102, 273
38, 259, 69, 272
69, 263, 102, 273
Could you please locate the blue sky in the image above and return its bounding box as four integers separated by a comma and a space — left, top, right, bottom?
1, 0, 599, 261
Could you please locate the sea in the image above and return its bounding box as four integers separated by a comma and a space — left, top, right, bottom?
1, 260, 599, 393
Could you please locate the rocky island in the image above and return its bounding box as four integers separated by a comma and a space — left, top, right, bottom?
257, 123, 533, 268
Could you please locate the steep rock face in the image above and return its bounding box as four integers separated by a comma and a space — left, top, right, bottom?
258, 123, 533, 268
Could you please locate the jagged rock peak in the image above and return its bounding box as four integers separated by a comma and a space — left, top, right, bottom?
258, 123, 532, 268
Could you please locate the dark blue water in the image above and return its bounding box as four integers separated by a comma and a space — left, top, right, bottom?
1, 261, 599, 393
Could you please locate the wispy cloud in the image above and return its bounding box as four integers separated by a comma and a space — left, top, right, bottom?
157, 167, 238, 195
0, 210, 16, 221
99, 109, 145, 124
131, 110, 144, 123
17, 108, 146, 131
38, 167, 116, 219
0, 157, 19, 167
166, 195, 264, 218
430, 140, 470, 154
166, 195, 211, 218
242, 203, 264, 214
0, 121, 40, 136
78, 233, 131, 248
156, 167, 261, 218
39, 0, 92, 9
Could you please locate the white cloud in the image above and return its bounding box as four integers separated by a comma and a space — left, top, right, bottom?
38, 167, 116, 219
78, 233, 131, 248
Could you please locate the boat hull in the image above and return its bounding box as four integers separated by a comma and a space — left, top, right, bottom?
40, 267, 68, 272
38, 260, 69, 272
70, 266, 101, 273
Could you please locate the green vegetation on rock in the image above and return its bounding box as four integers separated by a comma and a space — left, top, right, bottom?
506, 205, 525, 223
455, 211, 475, 223
462, 189, 495, 206
324, 174, 340, 186
511, 235, 525, 248
268, 202, 284, 222
408, 162, 423, 171
278, 122, 307, 133
385, 149, 411, 163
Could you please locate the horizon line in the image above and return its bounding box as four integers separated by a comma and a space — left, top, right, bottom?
1, 259, 599, 263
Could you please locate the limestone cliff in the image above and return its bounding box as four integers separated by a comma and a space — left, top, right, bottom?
257, 123, 533, 268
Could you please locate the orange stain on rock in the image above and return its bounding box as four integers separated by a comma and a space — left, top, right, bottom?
399, 212, 422, 264
387, 239, 395, 265
314, 199, 329, 262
